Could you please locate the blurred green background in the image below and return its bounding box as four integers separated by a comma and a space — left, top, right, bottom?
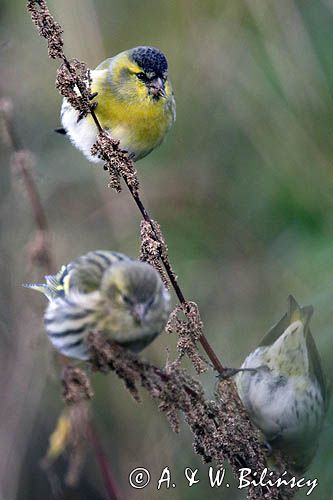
1, 0, 333, 499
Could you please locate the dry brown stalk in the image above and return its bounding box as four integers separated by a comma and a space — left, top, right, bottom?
91, 130, 139, 193
26, 2, 296, 498
0, 96, 121, 500
82, 333, 295, 500
0, 98, 55, 274
26, 0, 225, 375
139, 219, 170, 287
61, 367, 121, 499
166, 301, 208, 374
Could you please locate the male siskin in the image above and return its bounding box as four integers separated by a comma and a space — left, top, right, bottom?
59, 46, 176, 162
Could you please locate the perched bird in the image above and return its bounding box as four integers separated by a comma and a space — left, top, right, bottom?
58, 46, 176, 162
235, 295, 327, 471
24, 250, 170, 360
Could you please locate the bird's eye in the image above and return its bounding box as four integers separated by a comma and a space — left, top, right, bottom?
136, 72, 147, 82
122, 295, 133, 306
147, 295, 156, 308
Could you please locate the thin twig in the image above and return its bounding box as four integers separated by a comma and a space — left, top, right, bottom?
87, 422, 122, 500
85, 334, 294, 500
25, 4, 295, 498
56, 57, 225, 373
0, 100, 55, 275
27, 0, 224, 373
0, 98, 121, 500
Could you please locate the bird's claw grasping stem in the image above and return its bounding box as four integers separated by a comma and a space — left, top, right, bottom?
217, 367, 257, 380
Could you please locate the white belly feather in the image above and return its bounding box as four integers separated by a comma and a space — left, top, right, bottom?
61, 99, 101, 163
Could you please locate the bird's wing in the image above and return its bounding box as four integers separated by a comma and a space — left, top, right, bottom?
44, 291, 102, 359
258, 295, 313, 347
306, 329, 328, 407
287, 296, 327, 403
24, 251, 129, 300
258, 311, 289, 348
67, 250, 130, 294
288, 294, 313, 327
94, 58, 113, 71
258, 295, 327, 405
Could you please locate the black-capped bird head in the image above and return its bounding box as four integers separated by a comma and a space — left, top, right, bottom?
130, 46, 168, 99
108, 46, 171, 102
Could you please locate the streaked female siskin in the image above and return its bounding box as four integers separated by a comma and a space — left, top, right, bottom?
235, 295, 327, 471
24, 250, 170, 360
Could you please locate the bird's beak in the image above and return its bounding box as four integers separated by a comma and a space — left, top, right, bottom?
149, 77, 166, 99
132, 303, 146, 325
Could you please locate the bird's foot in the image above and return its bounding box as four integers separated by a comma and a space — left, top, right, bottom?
217, 367, 257, 380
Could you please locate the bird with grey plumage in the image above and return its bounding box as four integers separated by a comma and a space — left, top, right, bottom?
24, 250, 170, 360
235, 295, 328, 472
58, 46, 176, 162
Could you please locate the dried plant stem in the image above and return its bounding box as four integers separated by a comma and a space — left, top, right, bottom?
0, 100, 121, 500
0, 101, 55, 275
25, 5, 296, 497
85, 335, 294, 500
87, 422, 122, 500
81, 100, 225, 371
125, 156, 225, 372
26, 2, 225, 371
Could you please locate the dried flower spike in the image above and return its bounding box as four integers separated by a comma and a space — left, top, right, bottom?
27, 0, 64, 59
87, 332, 293, 499
166, 301, 208, 373
140, 219, 170, 287
91, 130, 139, 194
62, 366, 93, 404
56, 60, 92, 117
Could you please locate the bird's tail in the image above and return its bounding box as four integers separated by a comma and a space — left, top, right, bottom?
22, 282, 54, 300
54, 127, 67, 135
288, 294, 313, 329
23, 269, 68, 301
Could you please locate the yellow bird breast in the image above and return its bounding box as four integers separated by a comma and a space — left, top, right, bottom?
92, 72, 174, 160
61, 68, 175, 163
